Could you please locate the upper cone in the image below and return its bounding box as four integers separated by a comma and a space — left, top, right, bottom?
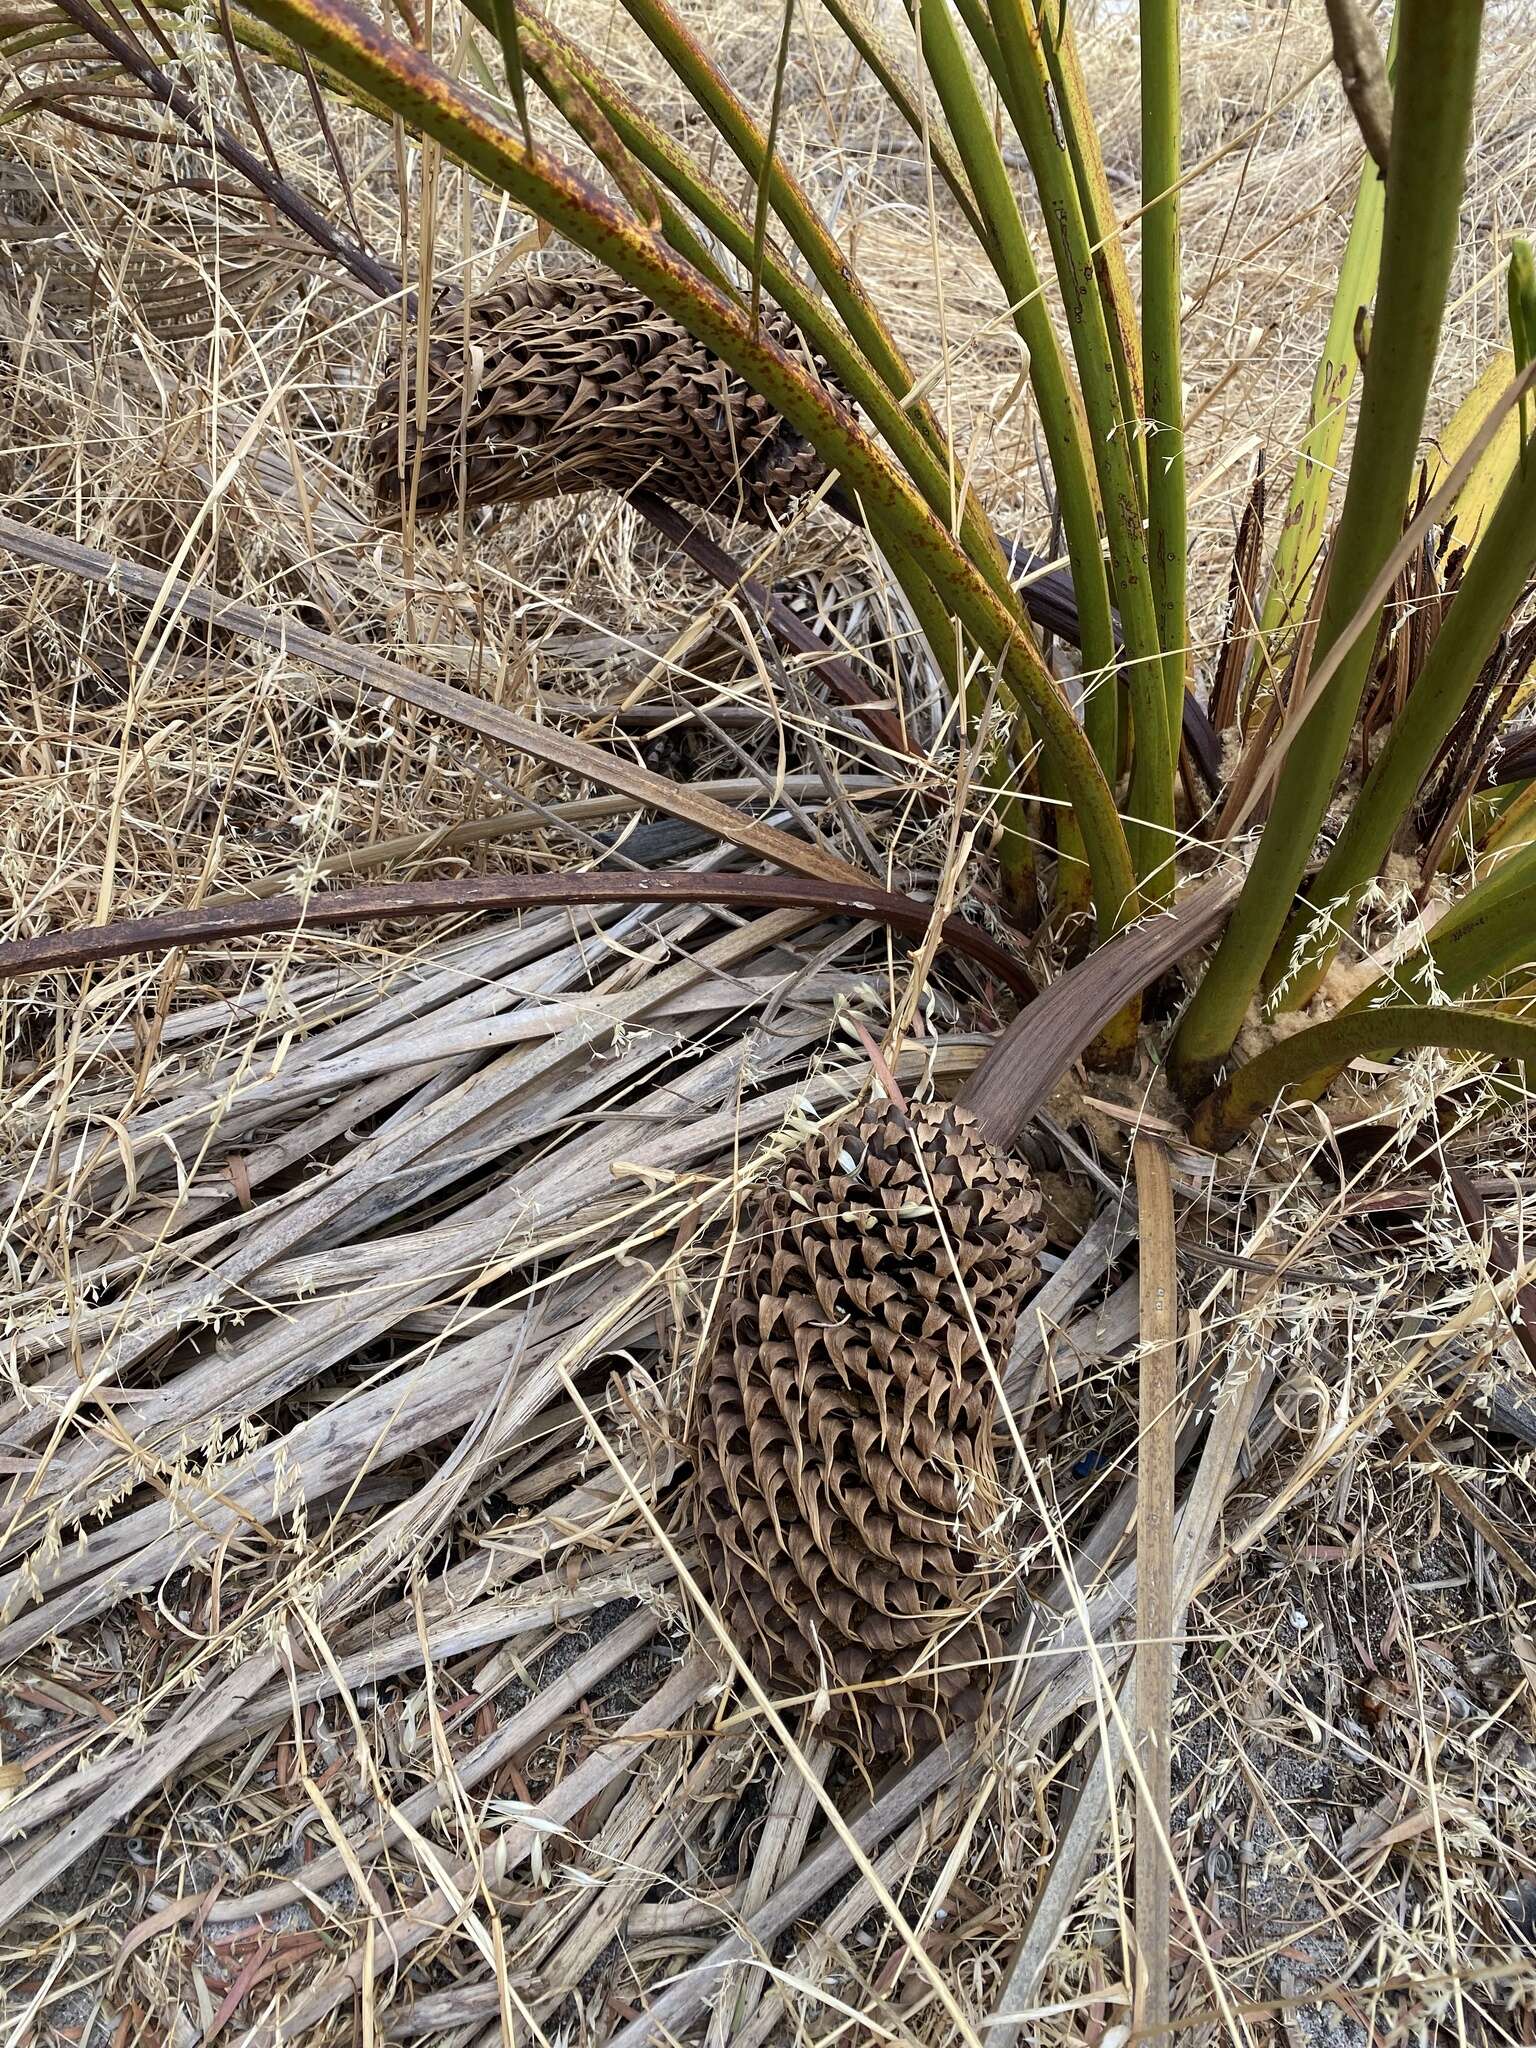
365, 269, 850, 527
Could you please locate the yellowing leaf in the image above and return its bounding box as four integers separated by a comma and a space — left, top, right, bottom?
1426, 347, 1523, 552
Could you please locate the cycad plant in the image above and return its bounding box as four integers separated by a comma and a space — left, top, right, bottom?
6, 0, 1536, 1752
12, 0, 1532, 1120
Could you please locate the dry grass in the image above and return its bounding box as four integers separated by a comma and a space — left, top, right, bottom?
2, 2, 1536, 2043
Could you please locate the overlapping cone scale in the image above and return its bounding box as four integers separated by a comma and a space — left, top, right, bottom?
366, 270, 846, 526
693, 1097, 1044, 1756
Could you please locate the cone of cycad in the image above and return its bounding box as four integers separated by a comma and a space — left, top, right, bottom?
693, 1096, 1043, 1756
364, 267, 1097, 654
366, 270, 847, 527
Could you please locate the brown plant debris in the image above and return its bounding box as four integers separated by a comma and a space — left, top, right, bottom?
692, 1095, 1044, 1755
366, 269, 849, 526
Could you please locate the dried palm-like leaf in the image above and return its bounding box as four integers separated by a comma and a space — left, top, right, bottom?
366, 271, 848, 526
693, 1096, 1043, 1755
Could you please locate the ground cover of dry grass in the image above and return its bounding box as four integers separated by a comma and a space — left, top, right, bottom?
2, 2, 1536, 2042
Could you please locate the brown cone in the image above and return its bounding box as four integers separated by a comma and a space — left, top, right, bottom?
365, 271, 847, 527
692, 1096, 1043, 1757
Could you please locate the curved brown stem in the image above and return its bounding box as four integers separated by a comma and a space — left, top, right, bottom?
0, 871, 1035, 999
960, 874, 1239, 1148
